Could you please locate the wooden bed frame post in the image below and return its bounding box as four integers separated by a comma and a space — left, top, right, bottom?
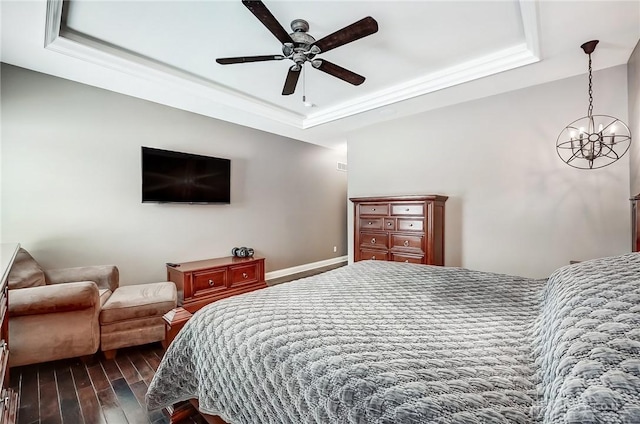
632, 194, 640, 252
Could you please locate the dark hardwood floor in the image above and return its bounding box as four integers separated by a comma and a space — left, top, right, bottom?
10, 261, 347, 424
10, 343, 207, 424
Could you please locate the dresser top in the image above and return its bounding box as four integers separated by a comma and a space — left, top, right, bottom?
349, 195, 448, 203
168, 256, 264, 272
0, 243, 20, 287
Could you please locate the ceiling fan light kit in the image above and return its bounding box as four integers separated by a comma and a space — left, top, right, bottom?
556, 40, 632, 170
216, 0, 378, 97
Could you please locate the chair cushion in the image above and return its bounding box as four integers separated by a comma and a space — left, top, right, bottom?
100, 282, 176, 325
8, 248, 46, 290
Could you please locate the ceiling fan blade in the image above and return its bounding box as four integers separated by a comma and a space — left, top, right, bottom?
312, 60, 365, 85
242, 0, 294, 45
282, 66, 301, 95
312, 16, 378, 53
216, 55, 285, 65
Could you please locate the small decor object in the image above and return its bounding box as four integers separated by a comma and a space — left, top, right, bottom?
232, 247, 254, 258
556, 40, 632, 170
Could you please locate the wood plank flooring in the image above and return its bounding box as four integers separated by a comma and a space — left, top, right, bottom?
9, 343, 206, 424
9, 261, 347, 424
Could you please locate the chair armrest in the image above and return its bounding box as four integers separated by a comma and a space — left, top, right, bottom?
44, 265, 119, 291
9, 281, 99, 317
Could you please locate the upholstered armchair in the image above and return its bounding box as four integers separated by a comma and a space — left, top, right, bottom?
7, 248, 118, 367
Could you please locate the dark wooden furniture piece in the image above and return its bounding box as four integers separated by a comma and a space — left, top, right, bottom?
167, 256, 266, 314
162, 307, 192, 350
633, 194, 640, 252
350, 195, 447, 265
0, 244, 20, 424
164, 256, 266, 423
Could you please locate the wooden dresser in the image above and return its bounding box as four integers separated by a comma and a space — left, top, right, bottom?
164, 255, 267, 423
167, 256, 266, 314
350, 195, 447, 265
0, 244, 19, 424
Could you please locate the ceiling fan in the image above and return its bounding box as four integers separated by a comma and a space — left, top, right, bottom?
216, 0, 378, 95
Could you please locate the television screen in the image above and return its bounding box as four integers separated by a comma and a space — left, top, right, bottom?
141, 147, 231, 204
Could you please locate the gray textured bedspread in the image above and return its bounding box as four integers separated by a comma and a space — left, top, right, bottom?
146, 254, 640, 423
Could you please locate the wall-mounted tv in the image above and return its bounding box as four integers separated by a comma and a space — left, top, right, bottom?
141, 147, 231, 204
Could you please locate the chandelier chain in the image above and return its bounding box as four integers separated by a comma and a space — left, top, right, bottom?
587, 53, 593, 117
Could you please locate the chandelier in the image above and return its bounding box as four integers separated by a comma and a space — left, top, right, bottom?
556, 40, 632, 169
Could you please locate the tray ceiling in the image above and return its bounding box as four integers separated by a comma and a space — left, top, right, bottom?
1, 1, 639, 149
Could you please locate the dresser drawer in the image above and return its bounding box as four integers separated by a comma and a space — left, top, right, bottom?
391, 233, 424, 251
391, 253, 425, 264
391, 203, 424, 216
360, 249, 389, 261
358, 203, 389, 216
360, 232, 389, 249
229, 263, 259, 288
192, 269, 228, 297
359, 218, 384, 230
397, 218, 423, 232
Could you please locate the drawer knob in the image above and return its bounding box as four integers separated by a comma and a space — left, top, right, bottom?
403, 240, 409, 247
409, 223, 413, 227
242, 273, 248, 279
406, 208, 410, 211
371, 256, 376, 260
387, 222, 391, 226
372, 208, 376, 211
368, 221, 372, 225
371, 238, 376, 244
208, 279, 215, 286
405, 260, 409, 263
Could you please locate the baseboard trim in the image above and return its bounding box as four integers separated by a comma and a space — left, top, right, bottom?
265, 256, 348, 281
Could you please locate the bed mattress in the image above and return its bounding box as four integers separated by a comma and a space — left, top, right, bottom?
146, 254, 640, 423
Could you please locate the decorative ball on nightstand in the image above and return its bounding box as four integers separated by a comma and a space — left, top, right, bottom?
232, 247, 255, 258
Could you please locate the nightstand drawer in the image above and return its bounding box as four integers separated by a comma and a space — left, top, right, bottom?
193, 269, 228, 297
229, 263, 259, 288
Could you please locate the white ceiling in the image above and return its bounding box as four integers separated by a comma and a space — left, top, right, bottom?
2, 1, 639, 150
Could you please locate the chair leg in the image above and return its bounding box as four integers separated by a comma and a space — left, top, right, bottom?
103, 349, 118, 360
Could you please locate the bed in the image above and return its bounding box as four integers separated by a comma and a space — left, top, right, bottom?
146, 253, 640, 423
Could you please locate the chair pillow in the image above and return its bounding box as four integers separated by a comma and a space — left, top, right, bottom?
7, 248, 46, 290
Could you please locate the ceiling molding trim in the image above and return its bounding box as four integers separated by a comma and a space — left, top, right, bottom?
302, 1, 541, 129
519, 0, 541, 59
43, 1, 303, 129
302, 44, 539, 129
44, 0, 63, 47
42, 0, 541, 132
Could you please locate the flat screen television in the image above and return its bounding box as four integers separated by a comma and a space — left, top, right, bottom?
141, 147, 231, 204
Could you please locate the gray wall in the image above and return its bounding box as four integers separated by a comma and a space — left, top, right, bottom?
347, 65, 630, 279
1, 64, 347, 285
629, 40, 640, 196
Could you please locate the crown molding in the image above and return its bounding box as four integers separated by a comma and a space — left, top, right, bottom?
302, 43, 539, 128
44, 0, 541, 131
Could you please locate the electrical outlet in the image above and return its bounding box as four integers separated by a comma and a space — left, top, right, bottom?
333, 246, 337, 252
